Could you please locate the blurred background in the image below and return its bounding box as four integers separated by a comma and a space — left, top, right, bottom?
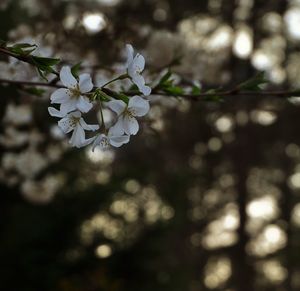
1, 0, 300, 290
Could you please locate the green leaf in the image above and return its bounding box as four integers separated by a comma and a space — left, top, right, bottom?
99, 88, 129, 103
156, 70, 184, 96
128, 84, 139, 91
36, 67, 48, 81
8, 43, 37, 55
192, 85, 201, 95
12, 43, 37, 49
153, 70, 174, 91
117, 93, 129, 103
204, 89, 223, 102
164, 85, 184, 96
71, 62, 82, 79
31, 56, 60, 67
159, 70, 172, 86
93, 89, 110, 102
238, 72, 268, 91
31, 56, 60, 80
204, 95, 223, 102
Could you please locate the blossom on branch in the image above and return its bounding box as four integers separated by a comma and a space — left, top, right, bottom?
126, 44, 151, 96
46, 45, 152, 150
48, 109, 99, 148
92, 126, 130, 151
50, 66, 94, 114
107, 96, 150, 135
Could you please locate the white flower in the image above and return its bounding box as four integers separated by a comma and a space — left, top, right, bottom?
48, 109, 99, 148
126, 44, 151, 96
92, 126, 130, 151
50, 66, 94, 114
107, 95, 150, 135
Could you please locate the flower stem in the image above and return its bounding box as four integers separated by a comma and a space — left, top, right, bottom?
101, 74, 128, 88
99, 101, 106, 131
0, 47, 59, 76
0, 78, 64, 88
0, 78, 300, 101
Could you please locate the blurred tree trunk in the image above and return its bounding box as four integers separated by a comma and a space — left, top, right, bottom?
280, 120, 294, 291
282, 179, 293, 291
230, 123, 255, 291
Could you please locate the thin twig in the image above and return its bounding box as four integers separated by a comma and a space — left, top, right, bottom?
120, 89, 300, 100
0, 78, 63, 88
0, 47, 34, 64
0, 78, 299, 100
1, 46, 299, 100
0, 47, 59, 76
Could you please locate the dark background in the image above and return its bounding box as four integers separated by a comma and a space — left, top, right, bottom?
1, 0, 300, 290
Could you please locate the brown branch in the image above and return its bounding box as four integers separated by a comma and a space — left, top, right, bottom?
0, 47, 35, 64
118, 89, 300, 100
0, 47, 59, 77
0, 78, 299, 99
0, 78, 63, 89
153, 90, 300, 99
0, 78, 299, 100
1, 45, 299, 100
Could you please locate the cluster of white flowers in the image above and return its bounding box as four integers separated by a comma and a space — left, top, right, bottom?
48, 44, 151, 150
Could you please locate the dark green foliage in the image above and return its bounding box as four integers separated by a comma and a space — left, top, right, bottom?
237, 72, 268, 91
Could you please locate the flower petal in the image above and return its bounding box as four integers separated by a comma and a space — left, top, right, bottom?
126, 44, 134, 68
81, 136, 96, 147
50, 88, 71, 104
69, 111, 82, 118
60, 66, 77, 88
123, 115, 139, 135
60, 100, 77, 115
133, 54, 145, 72
131, 73, 145, 88
48, 107, 66, 118
107, 100, 126, 115
69, 125, 86, 148
110, 118, 125, 135
128, 96, 150, 116
79, 73, 93, 93
92, 135, 100, 151
109, 135, 130, 147
58, 116, 77, 133
79, 118, 99, 131
132, 74, 151, 96
76, 96, 93, 113
92, 134, 109, 151
140, 85, 151, 96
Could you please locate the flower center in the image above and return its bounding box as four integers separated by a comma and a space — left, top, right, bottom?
69, 116, 80, 127
69, 85, 81, 99
125, 108, 135, 117
100, 136, 109, 148
135, 66, 142, 74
